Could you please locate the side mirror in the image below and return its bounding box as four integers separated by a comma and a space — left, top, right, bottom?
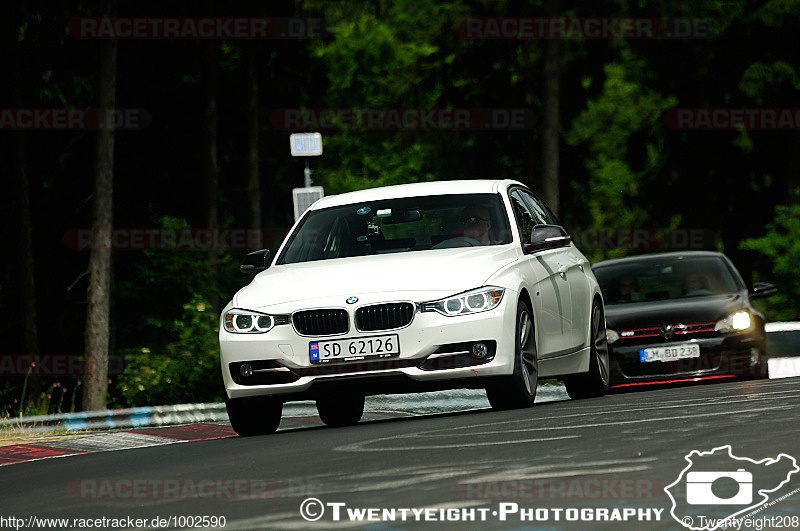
240, 249, 271, 275
524, 224, 571, 253
750, 282, 777, 299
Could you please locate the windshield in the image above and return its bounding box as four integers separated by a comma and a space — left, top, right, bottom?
593, 255, 743, 305
277, 193, 513, 265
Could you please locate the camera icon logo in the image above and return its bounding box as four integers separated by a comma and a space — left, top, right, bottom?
686, 469, 753, 505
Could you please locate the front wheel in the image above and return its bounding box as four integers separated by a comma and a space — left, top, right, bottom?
225, 394, 282, 436
740, 345, 769, 380
564, 300, 610, 399
316, 394, 365, 427
486, 300, 538, 410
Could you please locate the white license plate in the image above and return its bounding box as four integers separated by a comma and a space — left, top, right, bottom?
639, 343, 701, 363
309, 334, 400, 364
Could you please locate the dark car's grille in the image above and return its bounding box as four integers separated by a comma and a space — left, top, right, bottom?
617, 321, 717, 343
355, 302, 415, 331
293, 309, 349, 336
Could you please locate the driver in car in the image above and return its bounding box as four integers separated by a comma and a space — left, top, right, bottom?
457, 205, 493, 245
683, 272, 710, 295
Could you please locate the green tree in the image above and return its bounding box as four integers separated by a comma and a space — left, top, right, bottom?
565, 54, 677, 261
111, 295, 222, 407
740, 200, 800, 321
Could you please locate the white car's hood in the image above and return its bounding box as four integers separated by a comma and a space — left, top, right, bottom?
234, 246, 518, 310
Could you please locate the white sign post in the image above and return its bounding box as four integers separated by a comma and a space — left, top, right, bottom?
290, 133, 324, 221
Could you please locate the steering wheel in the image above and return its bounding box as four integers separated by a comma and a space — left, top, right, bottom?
431, 236, 484, 249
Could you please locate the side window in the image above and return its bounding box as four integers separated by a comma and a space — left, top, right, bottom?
509, 190, 537, 244
519, 190, 560, 226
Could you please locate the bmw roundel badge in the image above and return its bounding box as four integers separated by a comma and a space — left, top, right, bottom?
346, 296, 359, 304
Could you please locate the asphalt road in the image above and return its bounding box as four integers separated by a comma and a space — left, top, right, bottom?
3, 378, 800, 530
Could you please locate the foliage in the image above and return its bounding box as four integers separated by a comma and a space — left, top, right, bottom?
0, 375, 82, 419
565, 53, 677, 261
740, 200, 800, 321
109, 215, 233, 407
308, 0, 454, 192
110, 295, 223, 407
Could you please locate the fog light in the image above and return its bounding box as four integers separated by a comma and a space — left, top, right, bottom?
239, 363, 253, 378
471, 342, 489, 359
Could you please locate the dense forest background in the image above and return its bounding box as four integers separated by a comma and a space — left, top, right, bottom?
2, 0, 799, 415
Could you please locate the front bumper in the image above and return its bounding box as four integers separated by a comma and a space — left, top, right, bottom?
608, 332, 767, 385
220, 303, 517, 400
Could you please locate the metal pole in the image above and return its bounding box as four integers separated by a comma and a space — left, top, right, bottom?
304, 159, 312, 188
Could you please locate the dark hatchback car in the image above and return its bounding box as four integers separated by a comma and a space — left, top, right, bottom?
592, 251, 776, 388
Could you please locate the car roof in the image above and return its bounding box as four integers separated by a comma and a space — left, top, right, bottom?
592, 251, 727, 269
309, 179, 524, 209
765, 322, 800, 332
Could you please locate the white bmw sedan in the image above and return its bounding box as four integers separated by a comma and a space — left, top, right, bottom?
220, 179, 609, 435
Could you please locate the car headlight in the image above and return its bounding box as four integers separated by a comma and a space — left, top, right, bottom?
421, 286, 505, 316
606, 329, 620, 344
223, 309, 275, 334
714, 310, 752, 333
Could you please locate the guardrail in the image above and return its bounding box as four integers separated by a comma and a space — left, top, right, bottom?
0, 403, 229, 433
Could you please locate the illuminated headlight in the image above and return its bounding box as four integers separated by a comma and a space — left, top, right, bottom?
421, 287, 505, 316
223, 309, 275, 334
606, 329, 620, 344
714, 311, 752, 333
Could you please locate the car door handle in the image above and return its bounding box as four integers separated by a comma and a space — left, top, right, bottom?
558, 264, 568, 278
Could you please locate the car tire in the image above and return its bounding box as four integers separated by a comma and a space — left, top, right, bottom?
486, 300, 538, 410
564, 300, 610, 399
224, 394, 282, 437
316, 395, 365, 427
751, 358, 769, 379
743, 347, 769, 380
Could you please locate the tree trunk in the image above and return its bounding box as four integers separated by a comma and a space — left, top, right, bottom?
9, 26, 41, 402
247, 49, 262, 232
82, 0, 117, 411
541, 0, 561, 218
203, 39, 220, 310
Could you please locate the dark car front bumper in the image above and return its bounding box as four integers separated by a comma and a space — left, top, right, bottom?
608, 332, 766, 386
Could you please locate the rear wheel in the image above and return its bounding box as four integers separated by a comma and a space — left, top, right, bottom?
224, 394, 282, 436
486, 300, 538, 410
316, 394, 365, 427
564, 300, 610, 399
